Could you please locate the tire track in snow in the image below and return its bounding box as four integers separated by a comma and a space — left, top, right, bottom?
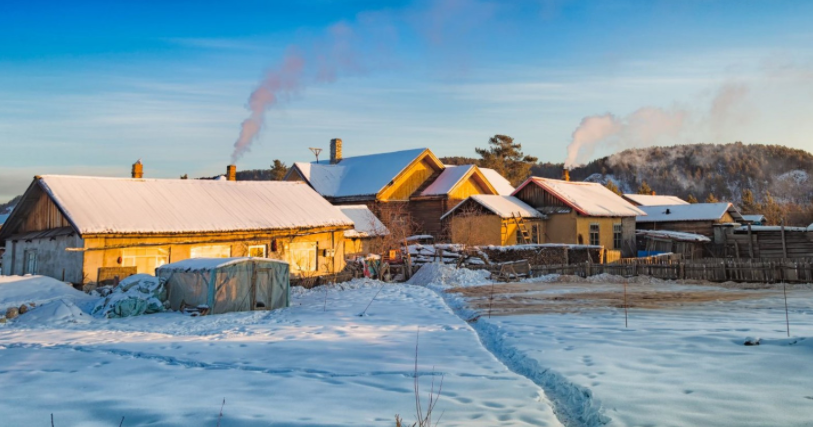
432, 285, 611, 427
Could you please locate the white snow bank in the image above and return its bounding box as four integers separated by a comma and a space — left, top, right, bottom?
407, 263, 491, 288
14, 299, 91, 326
0, 275, 93, 309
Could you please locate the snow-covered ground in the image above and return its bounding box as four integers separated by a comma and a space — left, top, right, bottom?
0, 275, 560, 426
437, 273, 813, 427
4, 268, 813, 426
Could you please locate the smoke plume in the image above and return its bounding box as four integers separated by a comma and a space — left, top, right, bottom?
230, 0, 496, 163
564, 107, 687, 167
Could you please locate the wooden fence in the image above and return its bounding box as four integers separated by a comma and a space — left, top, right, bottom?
529, 257, 813, 283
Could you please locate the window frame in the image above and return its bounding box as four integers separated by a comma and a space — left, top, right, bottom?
248, 244, 267, 258
613, 223, 622, 249
589, 223, 600, 246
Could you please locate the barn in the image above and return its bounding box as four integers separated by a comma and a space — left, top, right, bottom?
512, 177, 644, 258
0, 175, 354, 285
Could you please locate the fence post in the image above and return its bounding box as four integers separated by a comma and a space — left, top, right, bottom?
747, 224, 754, 258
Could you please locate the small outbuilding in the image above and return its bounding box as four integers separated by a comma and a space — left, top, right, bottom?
337, 205, 390, 256
156, 257, 289, 314
441, 195, 544, 246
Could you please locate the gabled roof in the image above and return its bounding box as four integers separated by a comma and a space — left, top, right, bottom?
421, 165, 477, 196
419, 165, 499, 197
742, 214, 766, 224
622, 194, 688, 206
337, 205, 390, 238
636, 203, 744, 223
514, 177, 645, 217
441, 195, 543, 220
288, 148, 438, 199
480, 168, 515, 195
1, 176, 353, 237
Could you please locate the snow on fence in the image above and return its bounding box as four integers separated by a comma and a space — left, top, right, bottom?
532, 257, 813, 283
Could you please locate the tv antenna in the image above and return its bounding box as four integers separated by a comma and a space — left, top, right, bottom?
309, 147, 323, 164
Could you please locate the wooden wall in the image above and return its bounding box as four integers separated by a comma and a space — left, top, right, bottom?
380, 157, 441, 201
19, 191, 71, 233
636, 220, 717, 237
723, 229, 813, 259
514, 183, 569, 209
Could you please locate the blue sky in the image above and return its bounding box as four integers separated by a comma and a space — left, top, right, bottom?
1, 0, 813, 200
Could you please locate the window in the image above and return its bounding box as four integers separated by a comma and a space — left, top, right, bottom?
288, 242, 317, 273
516, 228, 523, 244
248, 245, 266, 258
24, 250, 38, 275
122, 248, 169, 274
589, 223, 600, 246
191, 245, 231, 259
531, 224, 540, 244
613, 224, 622, 249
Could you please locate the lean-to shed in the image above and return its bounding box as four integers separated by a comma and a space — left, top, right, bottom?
156, 257, 289, 314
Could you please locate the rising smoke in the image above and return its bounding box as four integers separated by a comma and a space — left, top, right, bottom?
563, 82, 753, 168
229, 0, 496, 163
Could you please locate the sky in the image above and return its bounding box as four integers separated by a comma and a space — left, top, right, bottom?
1, 0, 813, 201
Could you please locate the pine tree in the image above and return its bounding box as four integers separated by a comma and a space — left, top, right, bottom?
476, 135, 538, 186
269, 159, 289, 181
636, 181, 653, 195
605, 180, 622, 196
705, 193, 719, 203
686, 194, 698, 204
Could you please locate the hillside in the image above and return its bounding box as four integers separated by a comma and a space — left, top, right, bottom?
531, 142, 813, 205
0, 195, 21, 225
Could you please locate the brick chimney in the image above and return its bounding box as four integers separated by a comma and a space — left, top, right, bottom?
562, 167, 570, 182
330, 138, 342, 164
226, 165, 237, 181
131, 160, 143, 179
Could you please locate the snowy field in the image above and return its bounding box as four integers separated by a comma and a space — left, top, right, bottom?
3, 269, 813, 426
437, 274, 813, 427
0, 275, 560, 427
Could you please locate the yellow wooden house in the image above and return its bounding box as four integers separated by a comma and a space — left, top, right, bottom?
512, 177, 645, 257
441, 195, 544, 246
284, 139, 515, 237
0, 174, 354, 285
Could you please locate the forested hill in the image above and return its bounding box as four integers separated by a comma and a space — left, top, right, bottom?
531, 142, 813, 205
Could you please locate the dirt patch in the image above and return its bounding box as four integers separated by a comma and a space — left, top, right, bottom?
446, 282, 778, 315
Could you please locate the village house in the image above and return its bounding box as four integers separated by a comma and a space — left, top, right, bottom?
0, 166, 354, 285
512, 176, 644, 258
441, 195, 544, 246
622, 193, 689, 206
284, 138, 514, 237
337, 205, 390, 256
635, 202, 744, 238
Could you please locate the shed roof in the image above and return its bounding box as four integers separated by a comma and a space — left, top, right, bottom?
514, 177, 645, 217
742, 214, 766, 223
9, 175, 354, 236
442, 195, 543, 220
157, 257, 289, 271
637, 203, 744, 223
622, 194, 689, 206
337, 205, 390, 238
636, 229, 710, 242
290, 148, 432, 199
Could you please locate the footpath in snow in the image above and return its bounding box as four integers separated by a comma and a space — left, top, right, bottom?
420, 265, 813, 427
0, 275, 561, 426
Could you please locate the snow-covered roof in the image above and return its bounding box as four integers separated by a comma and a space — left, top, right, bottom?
30, 176, 354, 235
442, 195, 543, 220
622, 194, 688, 206
480, 168, 515, 195
636, 229, 710, 242
337, 205, 389, 238
292, 148, 430, 199
515, 178, 644, 217
157, 257, 288, 271
637, 203, 744, 223
742, 214, 765, 223
420, 165, 476, 196
735, 225, 808, 232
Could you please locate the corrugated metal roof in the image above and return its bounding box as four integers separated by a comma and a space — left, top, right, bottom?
35, 175, 354, 235
623, 194, 689, 206
637, 203, 742, 223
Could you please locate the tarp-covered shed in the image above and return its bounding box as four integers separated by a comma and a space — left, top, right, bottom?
156, 257, 289, 315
